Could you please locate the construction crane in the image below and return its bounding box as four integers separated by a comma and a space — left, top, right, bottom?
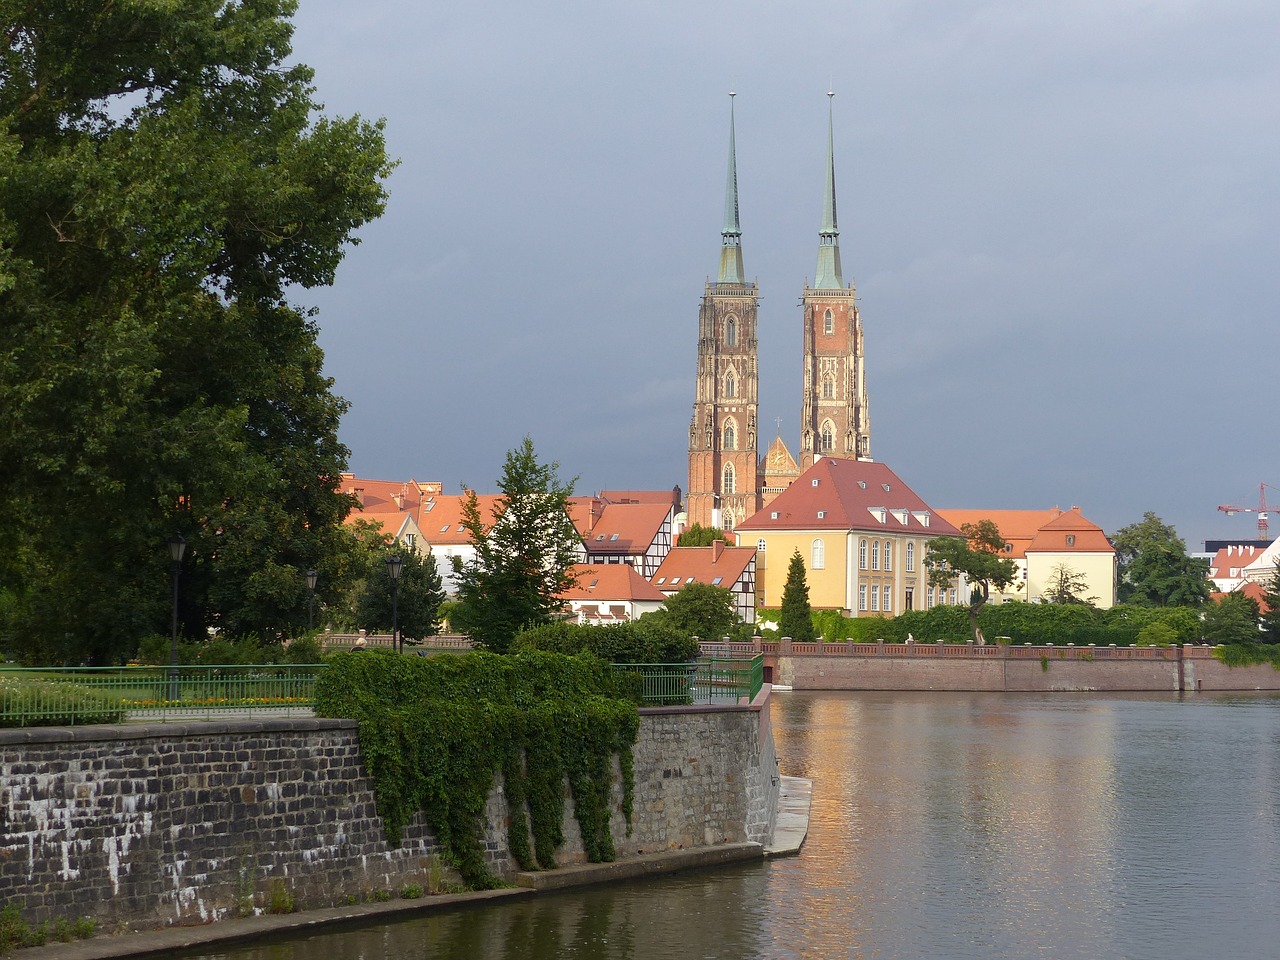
1218, 482, 1280, 541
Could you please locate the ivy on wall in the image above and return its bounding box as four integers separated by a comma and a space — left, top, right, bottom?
314, 650, 640, 888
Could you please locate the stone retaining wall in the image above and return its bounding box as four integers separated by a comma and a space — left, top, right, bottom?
0, 695, 776, 929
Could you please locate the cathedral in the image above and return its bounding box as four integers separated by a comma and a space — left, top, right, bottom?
687, 94, 871, 531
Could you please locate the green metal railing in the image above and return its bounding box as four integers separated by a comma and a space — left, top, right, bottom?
0, 665, 322, 727
616, 655, 764, 706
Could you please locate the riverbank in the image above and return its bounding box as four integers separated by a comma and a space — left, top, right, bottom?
21, 777, 811, 960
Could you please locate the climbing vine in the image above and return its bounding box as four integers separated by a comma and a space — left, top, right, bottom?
314, 650, 640, 888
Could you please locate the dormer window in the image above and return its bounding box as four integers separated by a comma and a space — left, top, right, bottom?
1066, 535, 1076, 547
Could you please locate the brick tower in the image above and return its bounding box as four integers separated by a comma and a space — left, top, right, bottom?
688, 94, 761, 532
799, 93, 870, 470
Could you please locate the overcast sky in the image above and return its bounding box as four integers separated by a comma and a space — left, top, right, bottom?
287, 0, 1278, 550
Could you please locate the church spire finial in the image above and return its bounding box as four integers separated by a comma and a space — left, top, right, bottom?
718, 91, 745, 285
814, 90, 844, 289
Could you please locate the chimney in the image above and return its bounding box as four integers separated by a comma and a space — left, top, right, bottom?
392, 493, 404, 509
712, 538, 725, 562
353, 487, 364, 507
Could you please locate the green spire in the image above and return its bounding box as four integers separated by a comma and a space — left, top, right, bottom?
813, 91, 844, 290
718, 92, 745, 285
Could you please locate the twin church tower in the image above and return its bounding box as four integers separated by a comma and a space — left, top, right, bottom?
687, 94, 870, 531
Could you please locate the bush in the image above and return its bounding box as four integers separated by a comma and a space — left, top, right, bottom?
512, 620, 698, 663
1136, 622, 1179, 646
0, 677, 125, 727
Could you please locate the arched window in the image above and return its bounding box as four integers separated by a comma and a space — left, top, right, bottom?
859, 539, 868, 570
722, 462, 736, 494
824, 309, 834, 336
725, 373, 736, 399
820, 421, 834, 452
883, 541, 892, 571
723, 510, 735, 531
811, 538, 825, 570
726, 317, 737, 347
871, 541, 880, 571
723, 421, 736, 450
906, 542, 915, 572
821, 376, 835, 400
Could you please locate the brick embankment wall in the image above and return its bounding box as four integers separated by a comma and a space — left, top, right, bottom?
0, 696, 777, 929
777, 652, 1280, 692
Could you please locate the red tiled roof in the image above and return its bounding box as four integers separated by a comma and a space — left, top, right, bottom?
737, 458, 959, 537
1026, 507, 1114, 554
573, 501, 672, 556
337, 475, 499, 546
1209, 580, 1270, 614
1209, 544, 1265, 579
560, 564, 667, 602
597, 489, 682, 508
651, 542, 755, 592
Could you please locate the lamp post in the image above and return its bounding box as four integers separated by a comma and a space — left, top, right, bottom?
386, 555, 403, 653
305, 568, 319, 632
167, 534, 186, 700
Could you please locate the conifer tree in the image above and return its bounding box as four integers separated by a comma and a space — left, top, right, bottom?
779, 550, 816, 643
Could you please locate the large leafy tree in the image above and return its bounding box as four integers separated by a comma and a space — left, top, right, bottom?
779, 550, 815, 643
925, 520, 1019, 645
354, 549, 446, 643
1202, 592, 1261, 647
451, 438, 581, 653
1040, 563, 1097, 606
1112, 513, 1210, 608
0, 1, 391, 662
643, 581, 739, 642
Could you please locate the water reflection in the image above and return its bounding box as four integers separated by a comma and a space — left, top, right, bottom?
190, 691, 1280, 960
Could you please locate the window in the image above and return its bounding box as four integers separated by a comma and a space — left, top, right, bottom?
722, 462, 736, 494
859, 539, 868, 569
904, 587, 914, 611
440, 524, 451, 533
906, 542, 915, 572
725, 373, 736, 398
1066, 535, 1076, 547
871, 541, 880, 571
726, 316, 737, 347
824, 309, 834, 336
822, 376, 834, 400
949, 588, 958, 605
870, 586, 879, 611
820, 421, 834, 452
405, 533, 416, 550
883, 541, 892, 571
817, 510, 826, 519
883, 585, 892, 612
723, 422, 736, 450
812, 538, 825, 570
712, 577, 723, 585
610, 533, 619, 541
657, 577, 666, 585
859, 584, 867, 611
770, 511, 778, 519
927, 586, 935, 608
757, 539, 766, 551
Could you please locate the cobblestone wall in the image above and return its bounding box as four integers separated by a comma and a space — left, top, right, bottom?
0, 698, 777, 929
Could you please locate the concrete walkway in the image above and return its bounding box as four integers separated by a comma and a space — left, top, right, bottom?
765, 775, 813, 857
25, 776, 814, 960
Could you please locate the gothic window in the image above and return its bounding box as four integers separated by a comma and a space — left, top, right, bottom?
723, 510, 735, 531
824, 309, 834, 336
723, 420, 736, 450
822, 376, 834, 400
906, 542, 915, 572
812, 538, 825, 570
820, 421, 834, 452
871, 541, 880, 571
722, 462, 736, 494
859, 539, 868, 570
883, 541, 892, 571
725, 373, 736, 399
726, 316, 737, 347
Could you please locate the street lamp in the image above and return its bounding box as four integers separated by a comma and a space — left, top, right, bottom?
305, 568, 319, 632
167, 534, 186, 700
386, 555, 403, 653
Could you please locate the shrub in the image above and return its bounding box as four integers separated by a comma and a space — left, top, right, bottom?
512, 620, 697, 664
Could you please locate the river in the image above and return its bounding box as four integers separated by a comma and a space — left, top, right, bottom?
186, 690, 1280, 960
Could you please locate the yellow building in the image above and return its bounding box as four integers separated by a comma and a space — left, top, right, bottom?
736, 457, 960, 614
935, 507, 1118, 608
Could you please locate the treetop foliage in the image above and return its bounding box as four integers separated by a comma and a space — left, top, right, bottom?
1111, 513, 1210, 607
925, 520, 1019, 644
779, 550, 815, 643
451, 438, 581, 652
677, 524, 731, 547
0, 1, 393, 662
